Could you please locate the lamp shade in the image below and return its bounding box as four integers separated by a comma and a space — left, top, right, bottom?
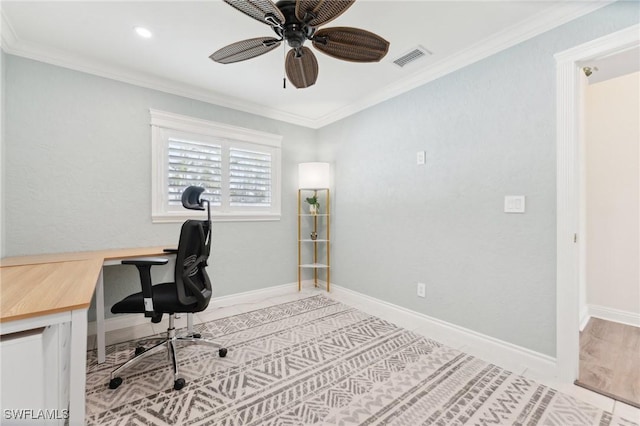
298, 162, 330, 189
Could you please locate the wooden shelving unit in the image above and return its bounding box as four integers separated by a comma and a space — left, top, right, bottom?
297, 189, 330, 292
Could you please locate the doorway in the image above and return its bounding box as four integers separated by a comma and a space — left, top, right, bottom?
576, 53, 639, 406
555, 24, 640, 389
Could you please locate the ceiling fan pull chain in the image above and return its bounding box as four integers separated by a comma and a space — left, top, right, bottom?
283, 43, 287, 89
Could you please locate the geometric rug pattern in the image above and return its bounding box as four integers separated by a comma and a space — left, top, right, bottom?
85, 295, 638, 425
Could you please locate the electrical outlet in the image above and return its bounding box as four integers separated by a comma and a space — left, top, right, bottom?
417, 282, 426, 298
416, 151, 426, 165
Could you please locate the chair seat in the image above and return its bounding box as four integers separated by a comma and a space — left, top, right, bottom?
111, 283, 199, 315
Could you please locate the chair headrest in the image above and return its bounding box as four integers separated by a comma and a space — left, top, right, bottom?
181, 186, 205, 211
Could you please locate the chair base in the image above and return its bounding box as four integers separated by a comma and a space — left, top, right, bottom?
108, 314, 227, 391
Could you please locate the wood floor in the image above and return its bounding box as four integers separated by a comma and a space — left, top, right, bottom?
577, 317, 640, 408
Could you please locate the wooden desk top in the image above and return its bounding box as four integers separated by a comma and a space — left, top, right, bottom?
0, 246, 173, 323
0, 246, 172, 267
0, 258, 104, 322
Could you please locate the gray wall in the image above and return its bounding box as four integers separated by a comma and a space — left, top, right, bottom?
316, 2, 639, 357
3, 56, 316, 319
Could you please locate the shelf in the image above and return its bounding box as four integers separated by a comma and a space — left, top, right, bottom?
299, 263, 329, 269
298, 188, 330, 292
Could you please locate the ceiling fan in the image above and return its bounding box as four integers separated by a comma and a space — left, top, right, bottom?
210, 0, 390, 89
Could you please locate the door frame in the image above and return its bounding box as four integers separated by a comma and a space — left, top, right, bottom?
555, 24, 639, 383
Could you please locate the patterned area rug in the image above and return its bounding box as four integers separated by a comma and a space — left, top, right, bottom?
85, 295, 638, 425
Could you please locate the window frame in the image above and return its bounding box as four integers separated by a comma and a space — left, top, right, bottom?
151, 109, 282, 223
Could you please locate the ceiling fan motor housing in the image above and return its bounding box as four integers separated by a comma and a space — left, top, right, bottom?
275, 0, 314, 49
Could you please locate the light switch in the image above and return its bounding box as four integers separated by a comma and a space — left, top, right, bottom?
504, 195, 525, 213
417, 151, 426, 165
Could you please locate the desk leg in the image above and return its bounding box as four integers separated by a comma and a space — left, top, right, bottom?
96, 268, 106, 364
69, 309, 88, 425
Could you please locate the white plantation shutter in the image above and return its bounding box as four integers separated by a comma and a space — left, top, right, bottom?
229, 148, 271, 207
151, 110, 282, 222
168, 139, 222, 206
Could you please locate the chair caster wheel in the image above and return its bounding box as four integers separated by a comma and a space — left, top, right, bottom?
219, 348, 227, 357
174, 378, 186, 390
135, 346, 145, 356
109, 377, 123, 389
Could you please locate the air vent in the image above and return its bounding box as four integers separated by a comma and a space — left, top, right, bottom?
392, 46, 432, 68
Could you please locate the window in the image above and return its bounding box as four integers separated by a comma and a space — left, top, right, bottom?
151, 110, 282, 222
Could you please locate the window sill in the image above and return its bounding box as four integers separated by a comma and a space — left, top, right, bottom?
152, 212, 281, 223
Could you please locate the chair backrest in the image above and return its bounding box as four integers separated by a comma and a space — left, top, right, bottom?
174, 219, 212, 311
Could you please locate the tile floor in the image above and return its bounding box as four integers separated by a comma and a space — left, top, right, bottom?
90, 287, 640, 423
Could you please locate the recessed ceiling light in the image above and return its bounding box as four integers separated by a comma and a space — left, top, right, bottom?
134, 27, 152, 39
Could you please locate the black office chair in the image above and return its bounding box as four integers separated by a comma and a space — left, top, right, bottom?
108, 186, 227, 391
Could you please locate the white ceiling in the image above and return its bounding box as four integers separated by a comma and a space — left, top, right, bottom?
1, 1, 610, 128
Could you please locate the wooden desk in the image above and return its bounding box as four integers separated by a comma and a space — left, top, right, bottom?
1, 246, 172, 364
0, 246, 172, 425
1, 259, 103, 425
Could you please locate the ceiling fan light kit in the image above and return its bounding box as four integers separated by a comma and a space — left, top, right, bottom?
210, 0, 390, 89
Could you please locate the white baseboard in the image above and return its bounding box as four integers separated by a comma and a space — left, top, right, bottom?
89, 279, 557, 379
87, 282, 295, 336
579, 306, 590, 332
585, 304, 640, 328
209, 282, 294, 307
330, 284, 557, 379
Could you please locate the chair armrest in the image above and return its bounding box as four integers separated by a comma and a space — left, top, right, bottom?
122, 257, 169, 266
121, 257, 169, 318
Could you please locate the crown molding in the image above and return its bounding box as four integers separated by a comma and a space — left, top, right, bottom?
0, 7, 18, 49
1, 1, 614, 129
2, 43, 317, 128
313, 0, 615, 128
0, 8, 316, 128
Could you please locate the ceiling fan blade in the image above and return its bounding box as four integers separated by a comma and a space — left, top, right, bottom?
312, 27, 389, 62
285, 47, 319, 89
210, 37, 281, 64
295, 0, 355, 27
223, 0, 285, 27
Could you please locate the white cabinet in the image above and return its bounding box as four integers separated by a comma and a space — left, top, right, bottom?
1, 323, 70, 425
1, 328, 46, 410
